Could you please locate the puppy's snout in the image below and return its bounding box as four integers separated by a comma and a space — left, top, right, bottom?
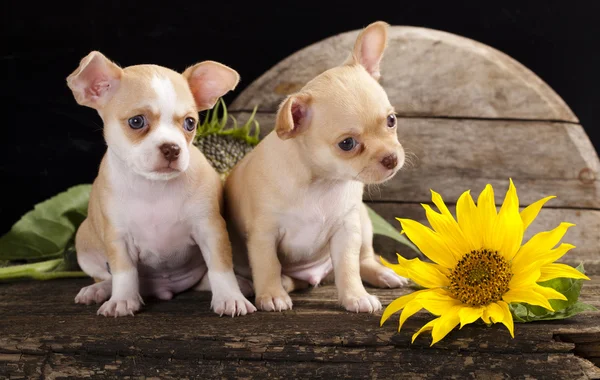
160, 143, 181, 162
381, 153, 398, 170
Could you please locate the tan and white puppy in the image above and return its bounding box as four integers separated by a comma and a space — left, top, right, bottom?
68, 51, 256, 317
225, 21, 408, 313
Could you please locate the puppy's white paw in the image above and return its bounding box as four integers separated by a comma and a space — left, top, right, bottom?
341, 293, 382, 313
75, 281, 111, 305
375, 267, 409, 288
212, 292, 257, 317
256, 290, 293, 312
97, 295, 143, 317
236, 275, 255, 297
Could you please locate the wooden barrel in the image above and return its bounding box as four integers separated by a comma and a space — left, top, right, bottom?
229, 26, 600, 274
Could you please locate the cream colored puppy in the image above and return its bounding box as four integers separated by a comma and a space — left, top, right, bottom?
68, 51, 255, 317
225, 21, 408, 313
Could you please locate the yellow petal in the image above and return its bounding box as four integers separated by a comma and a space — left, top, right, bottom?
396, 218, 458, 268
502, 287, 554, 311
412, 318, 438, 343
484, 302, 505, 323
417, 290, 462, 316
509, 267, 541, 289
521, 195, 556, 231
399, 300, 424, 331
421, 204, 469, 264
381, 255, 450, 289
431, 306, 462, 345
458, 306, 484, 328
513, 223, 576, 269
533, 283, 568, 302
512, 243, 575, 276
538, 263, 590, 282
497, 301, 515, 338
476, 184, 498, 249
380, 288, 431, 326
456, 190, 482, 249
490, 179, 523, 260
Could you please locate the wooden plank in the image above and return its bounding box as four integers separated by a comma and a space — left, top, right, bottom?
230, 26, 578, 123
368, 202, 600, 275
0, 279, 598, 379
231, 112, 600, 209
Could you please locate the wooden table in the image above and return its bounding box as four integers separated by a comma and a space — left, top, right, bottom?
1, 278, 598, 379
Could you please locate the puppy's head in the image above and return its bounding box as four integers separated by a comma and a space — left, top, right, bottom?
275, 21, 404, 184
67, 52, 239, 180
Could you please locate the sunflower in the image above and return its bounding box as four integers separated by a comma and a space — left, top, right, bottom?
380, 179, 590, 345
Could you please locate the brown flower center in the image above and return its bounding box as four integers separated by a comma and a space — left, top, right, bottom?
448, 249, 512, 306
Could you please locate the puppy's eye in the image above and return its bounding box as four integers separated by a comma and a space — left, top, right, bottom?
338, 137, 357, 151
184, 117, 196, 132
128, 115, 147, 130
387, 114, 397, 128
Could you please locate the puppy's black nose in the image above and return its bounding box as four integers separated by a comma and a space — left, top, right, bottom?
381, 153, 398, 170
160, 143, 181, 162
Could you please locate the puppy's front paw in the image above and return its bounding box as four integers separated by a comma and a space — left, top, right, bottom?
371, 267, 409, 288
340, 293, 382, 313
212, 292, 257, 317
256, 289, 293, 312
75, 281, 111, 305
97, 295, 143, 317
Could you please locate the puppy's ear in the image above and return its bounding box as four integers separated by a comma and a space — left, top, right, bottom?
344, 21, 389, 80
67, 51, 123, 109
275, 93, 312, 140
183, 61, 240, 111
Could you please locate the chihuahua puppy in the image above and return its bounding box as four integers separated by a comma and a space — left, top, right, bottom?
225, 21, 408, 313
68, 51, 256, 317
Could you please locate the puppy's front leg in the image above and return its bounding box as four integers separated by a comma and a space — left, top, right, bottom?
331, 211, 382, 313
247, 230, 293, 312
194, 217, 256, 316
98, 235, 143, 317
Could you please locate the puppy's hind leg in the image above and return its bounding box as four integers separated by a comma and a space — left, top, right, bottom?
74, 219, 112, 305
358, 204, 409, 288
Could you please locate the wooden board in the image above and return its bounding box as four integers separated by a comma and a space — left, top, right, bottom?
232, 112, 600, 209
1, 279, 599, 379
230, 26, 578, 123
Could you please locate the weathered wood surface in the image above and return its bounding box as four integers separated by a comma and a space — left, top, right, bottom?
230, 27, 578, 122
1, 279, 599, 379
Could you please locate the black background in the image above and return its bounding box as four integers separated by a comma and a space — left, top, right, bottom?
2, 1, 599, 234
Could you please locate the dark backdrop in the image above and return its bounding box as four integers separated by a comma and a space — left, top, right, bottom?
2, 1, 599, 234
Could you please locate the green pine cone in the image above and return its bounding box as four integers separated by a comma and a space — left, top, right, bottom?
194, 134, 254, 176
192, 98, 260, 178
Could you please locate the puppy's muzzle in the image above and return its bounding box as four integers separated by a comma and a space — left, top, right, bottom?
160, 143, 181, 162
380, 153, 398, 170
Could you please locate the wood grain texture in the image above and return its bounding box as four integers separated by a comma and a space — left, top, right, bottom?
368, 202, 600, 275
231, 112, 600, 209
230, 26, 578, 123
0, 279, 598, 379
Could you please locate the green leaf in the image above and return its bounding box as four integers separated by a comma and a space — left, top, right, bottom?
365, 204, 420, 254
510, 263, 597, 322
0, 184, 92, 261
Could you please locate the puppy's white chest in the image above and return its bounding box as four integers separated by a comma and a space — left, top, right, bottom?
110, 184, 196, 269
125, 197, 194, 255
279, 183, 360, 259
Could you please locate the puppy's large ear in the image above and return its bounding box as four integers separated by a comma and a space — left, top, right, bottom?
66, 51, 123, 109
183, 61, 240, 111
344, 21, 389, 80
275, 93, 312, 140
